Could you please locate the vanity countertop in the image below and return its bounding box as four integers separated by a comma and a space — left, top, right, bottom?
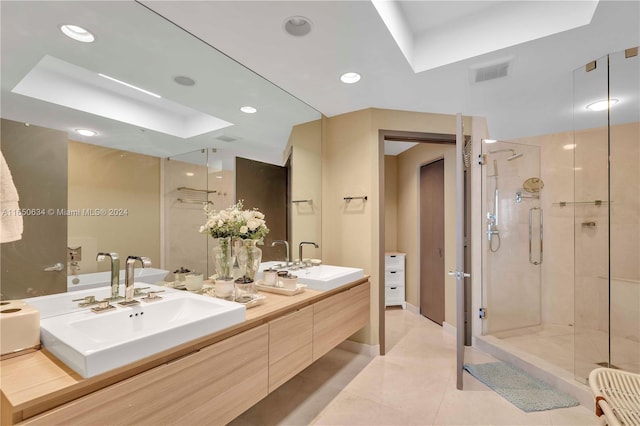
0, 277, 369, 425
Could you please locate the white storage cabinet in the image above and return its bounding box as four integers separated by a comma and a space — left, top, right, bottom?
384, 253, 406, 309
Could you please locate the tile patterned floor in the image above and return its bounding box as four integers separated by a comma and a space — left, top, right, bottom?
494, 324, 640, 383
232, 308, 599, 425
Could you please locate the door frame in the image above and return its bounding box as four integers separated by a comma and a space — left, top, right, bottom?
378, 129, 466, 355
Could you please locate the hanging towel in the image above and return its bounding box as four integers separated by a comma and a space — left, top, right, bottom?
1, 151, 23, 243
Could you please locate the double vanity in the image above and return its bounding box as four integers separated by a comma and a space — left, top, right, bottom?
0, 265, 369, 425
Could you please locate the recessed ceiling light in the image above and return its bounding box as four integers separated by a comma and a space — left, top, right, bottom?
185, 172, 195, 177
98, 73, 161, 98
563, 144, 576, 150
240, 106, 257, 114
75, 128, 97, 137
340, 72, 361, 84
60, 24, 95, 43
174, 76, 196, 87
482, 139, 497, 144
586, 99, 618, 111
283, 16, 312, 37
216, 176, 223, 179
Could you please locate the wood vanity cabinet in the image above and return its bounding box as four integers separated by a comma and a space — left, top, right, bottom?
6, 279, 371, 426
21, 325, 269, 426
313, 282, 370, 360
268, 305, 313, 392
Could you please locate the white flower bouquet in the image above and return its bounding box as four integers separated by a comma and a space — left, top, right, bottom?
199, 200, 269, 242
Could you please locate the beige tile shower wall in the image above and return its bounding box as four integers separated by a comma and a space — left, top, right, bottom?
289, 120, 322, 260
609, 122, 639, 344
512, 131, 576, 329
68, 141, 160, 274
511, 122, 638, 340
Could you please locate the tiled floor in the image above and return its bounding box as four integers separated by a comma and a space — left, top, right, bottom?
232, 308, 598, 425
494, 324, 640, 383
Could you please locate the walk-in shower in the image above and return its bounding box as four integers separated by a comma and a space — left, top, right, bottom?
478, 47, 639, 403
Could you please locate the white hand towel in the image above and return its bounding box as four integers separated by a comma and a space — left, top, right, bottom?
1, 151, 23, 243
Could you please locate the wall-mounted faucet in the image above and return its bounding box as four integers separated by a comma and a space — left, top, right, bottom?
299, 242, 319, 265
121, 256, 151, 306
96, 252, 120, 300
271, 240, 290, 266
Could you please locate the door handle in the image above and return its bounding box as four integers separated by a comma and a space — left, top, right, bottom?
448, 271, 471, 279
44, 262, 64, 272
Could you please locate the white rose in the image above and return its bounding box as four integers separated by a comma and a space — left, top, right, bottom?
247, 218, 259, 231
240, 225, 248, 234
217, 219, 224, 227
255, 211, 265, 220
242, 210, 253, 221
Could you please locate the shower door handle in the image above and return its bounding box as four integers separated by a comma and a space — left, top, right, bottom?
528, 207, 543, 265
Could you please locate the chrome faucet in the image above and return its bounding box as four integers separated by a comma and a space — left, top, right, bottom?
96, 252, 120, 300
271, 240, 290, 266
299, 242, 319, 265
121, 256, 151, 306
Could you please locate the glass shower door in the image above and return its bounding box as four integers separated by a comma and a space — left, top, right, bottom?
481, 140, 542, 335
573, 48, 640, 383
573, 54, 609, 383
608, 49, 640, 375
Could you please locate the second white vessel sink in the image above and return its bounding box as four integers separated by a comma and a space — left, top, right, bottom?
39, 290, 245, 378
295, 265, 364, 291
256, 262, 364, 291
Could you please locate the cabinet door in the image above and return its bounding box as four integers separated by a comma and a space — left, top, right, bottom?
22, 325, 269, 426
313, 282, 370, 361
268, 305, 313, 392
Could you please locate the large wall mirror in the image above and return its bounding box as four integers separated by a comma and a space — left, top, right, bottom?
1, 1, 321, 300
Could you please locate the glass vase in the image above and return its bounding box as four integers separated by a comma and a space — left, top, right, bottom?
236, 239, 262, 282
212, 237, 233, 281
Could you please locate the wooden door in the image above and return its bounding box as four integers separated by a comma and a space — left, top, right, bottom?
420, 159, 445, 325
235, 157, 287, 261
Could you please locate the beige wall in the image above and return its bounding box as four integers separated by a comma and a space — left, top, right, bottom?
322, 108, 469, 347
396, 143, 457, 325
68, 141, 160, 273
289, 120, 322, 259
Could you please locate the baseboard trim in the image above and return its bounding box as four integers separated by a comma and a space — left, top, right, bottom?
338, 339, 379, 357
406, 302, 419, 315
442, 321, 457, 336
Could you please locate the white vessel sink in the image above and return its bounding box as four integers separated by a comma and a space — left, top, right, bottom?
295, 265, 364, 291
39, 291, 245, 378
257, 262, 364, 291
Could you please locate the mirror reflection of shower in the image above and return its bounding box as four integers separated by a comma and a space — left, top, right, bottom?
480, 144, 524, 252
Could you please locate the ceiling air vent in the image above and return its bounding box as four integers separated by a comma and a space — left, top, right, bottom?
215, 135, 237, 142
472, 59, 512, 83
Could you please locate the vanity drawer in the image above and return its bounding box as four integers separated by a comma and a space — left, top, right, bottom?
268, 305, 313, 392
313, 282, 370, 361
22, 325, 269, 426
